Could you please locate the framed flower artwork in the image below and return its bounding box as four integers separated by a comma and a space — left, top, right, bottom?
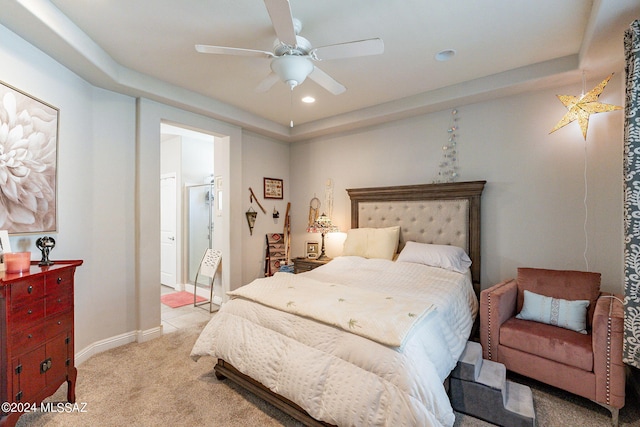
0, 81, 58, 234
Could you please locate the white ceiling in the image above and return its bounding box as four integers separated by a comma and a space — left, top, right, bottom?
0, 0, 637, 141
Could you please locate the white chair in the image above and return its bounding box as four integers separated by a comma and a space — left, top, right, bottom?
193, 249, 222, 313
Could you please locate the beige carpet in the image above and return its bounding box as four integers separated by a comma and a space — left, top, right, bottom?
15, 322, 640, 427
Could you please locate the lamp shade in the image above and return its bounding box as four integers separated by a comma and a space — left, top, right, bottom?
306, 213, 338, 234
271, 55, 314, 89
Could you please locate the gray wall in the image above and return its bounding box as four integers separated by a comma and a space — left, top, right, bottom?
0, 19, 625, 364
290, 77, 625, 293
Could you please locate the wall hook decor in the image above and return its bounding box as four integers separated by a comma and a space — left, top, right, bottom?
273, 206, 280, 219
249, 187, 266, 214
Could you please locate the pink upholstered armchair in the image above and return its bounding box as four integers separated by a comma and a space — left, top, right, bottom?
480, 268, 625, 426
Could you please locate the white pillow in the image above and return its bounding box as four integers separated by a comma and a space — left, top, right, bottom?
342, 226, 400, 260
516, 290, 589, 334
396, 241, 471, 273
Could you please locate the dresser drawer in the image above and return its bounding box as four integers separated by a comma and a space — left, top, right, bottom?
45, 311, 73, 339
45, 270, 74, 295
45, 292, 73, 316
10, 299, 45, 328
11, 323, 46, 352
10, 277, 45, 307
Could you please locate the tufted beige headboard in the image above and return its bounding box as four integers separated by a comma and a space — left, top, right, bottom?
346, 181, 485, 298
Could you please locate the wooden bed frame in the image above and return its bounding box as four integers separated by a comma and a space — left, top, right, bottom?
214, 180, 486, 426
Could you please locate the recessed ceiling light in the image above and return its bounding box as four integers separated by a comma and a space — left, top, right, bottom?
435, 49, 456, 62
302, 96, 315, 103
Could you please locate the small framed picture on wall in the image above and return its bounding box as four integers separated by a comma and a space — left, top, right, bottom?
264, 177, 283, 199
306, 241, 319, 259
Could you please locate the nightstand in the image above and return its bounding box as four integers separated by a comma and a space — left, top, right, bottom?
293, 257, 330, 274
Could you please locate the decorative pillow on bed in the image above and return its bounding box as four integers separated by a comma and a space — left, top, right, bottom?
396, 241, 471, 273
516, 290, 589, 334
342, 226, 400, 260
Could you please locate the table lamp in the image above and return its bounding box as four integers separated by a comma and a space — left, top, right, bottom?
306, 213, 338, 261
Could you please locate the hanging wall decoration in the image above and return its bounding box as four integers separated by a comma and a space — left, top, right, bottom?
434, 109, 459, 183
245, 207, 257, 235
308, 195, 320, 227
263, 177, 283, 199
248, 187, 266, 214
550, 73, 622, 140
324, 178, 334, 220
0, 81, 59, 233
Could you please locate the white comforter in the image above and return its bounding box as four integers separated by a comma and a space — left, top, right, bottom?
191, 256, 478, 427
227, 272, 437, 347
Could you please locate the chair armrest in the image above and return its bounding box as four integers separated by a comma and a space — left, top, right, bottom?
593, 293, 626, 409
480, 279, 518, 361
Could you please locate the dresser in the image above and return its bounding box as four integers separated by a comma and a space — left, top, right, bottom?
0, 260, 82, 427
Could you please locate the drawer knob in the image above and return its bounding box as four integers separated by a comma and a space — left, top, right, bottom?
27, 309, 32, 315
57, 321, 62, 325
27, 285, 33, 294
57, 298, 62, 303
40, 358, 52, 373
27, 334, 32, 339
57, 277, 62, 284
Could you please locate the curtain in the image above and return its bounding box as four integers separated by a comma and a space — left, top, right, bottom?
623, 19, 640, 369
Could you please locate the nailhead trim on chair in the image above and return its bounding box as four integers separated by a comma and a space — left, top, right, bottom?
487, 291, 493, 360
606, 309, 612, 405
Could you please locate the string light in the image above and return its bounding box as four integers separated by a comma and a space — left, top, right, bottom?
434, 109, 459, 183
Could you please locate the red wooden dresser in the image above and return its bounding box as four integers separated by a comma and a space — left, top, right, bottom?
0, 260, 82, 427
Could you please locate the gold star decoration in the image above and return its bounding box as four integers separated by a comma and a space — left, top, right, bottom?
550, 73, 622, 140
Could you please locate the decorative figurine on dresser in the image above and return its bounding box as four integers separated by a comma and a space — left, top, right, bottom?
0, 258, 83, 427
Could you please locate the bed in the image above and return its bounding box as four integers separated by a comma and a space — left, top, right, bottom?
191, 181, 486, 426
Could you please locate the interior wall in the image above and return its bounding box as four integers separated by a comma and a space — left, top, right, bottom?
1, 20, 251, 351
0, 17, 626, 359
241, 131, 291, 285
137, 99, 244, 333
290, 74, 625, 293
0, 24, 138, 353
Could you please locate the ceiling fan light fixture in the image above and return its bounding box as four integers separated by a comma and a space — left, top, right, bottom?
271, 55, 314, 89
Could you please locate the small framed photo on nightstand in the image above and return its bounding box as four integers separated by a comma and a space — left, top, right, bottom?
306, 241, 319, 259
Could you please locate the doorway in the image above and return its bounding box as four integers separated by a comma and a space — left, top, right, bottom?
159, 123, 219, 332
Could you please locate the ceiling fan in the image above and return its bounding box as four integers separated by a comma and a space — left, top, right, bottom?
195, 0, 384, 95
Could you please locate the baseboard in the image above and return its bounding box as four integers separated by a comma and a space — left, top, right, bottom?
138, 325, 163, 343
75, 325, 163, 365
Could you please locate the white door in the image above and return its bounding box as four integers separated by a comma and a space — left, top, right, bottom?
160, 174, 177, 287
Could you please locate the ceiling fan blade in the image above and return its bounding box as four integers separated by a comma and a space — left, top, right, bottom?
195, 44, 273, 58
263, 0, 297, 46
308, 66, 346, 95
311, 38, 384, 61
255, 72, 280, 93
